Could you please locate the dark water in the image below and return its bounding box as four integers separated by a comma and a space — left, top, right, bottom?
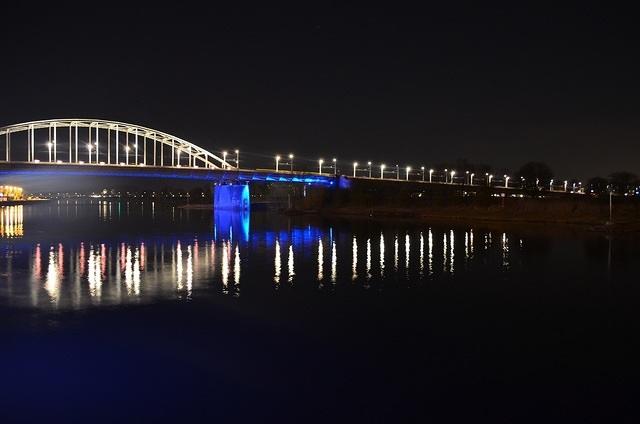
1, 202, 639, 422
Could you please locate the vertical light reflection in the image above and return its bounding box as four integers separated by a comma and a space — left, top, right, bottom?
465, 231, 469, 261
44, 246, 60, 304
187, 245, 193, 297
88, 246, 102, 300
222, 240, 230, 292
125, 246, 133, 295
351, 236, 357, 281
450, 229, 455, 275
405, 233, 410, 276
287, 244, 294, 283
274, 238, 281, 285
470, 229, 474, 256
331, 240, 337, 283
443, 233, 448, 273
379, 232, 385, 278
366, 238, 371, 280
502, 233, 509, 269
133, 247, 141, 295
428, 229, 433, 276
394, 234, 399, 272
176, 241, 184, 290
419, 232, 424, 276
317, 237, 324, 281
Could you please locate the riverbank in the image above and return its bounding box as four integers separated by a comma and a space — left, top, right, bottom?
0, 199, 50, 206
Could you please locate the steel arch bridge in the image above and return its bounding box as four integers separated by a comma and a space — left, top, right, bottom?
0, 118, 234, 169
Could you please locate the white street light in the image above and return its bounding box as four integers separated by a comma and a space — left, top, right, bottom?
353, 162, 358, 177
235, 149, 239, 169
289, 154, 294, 172
87, 143, 93, 163
275, 155, 281, 172
380, 164, 386, 179
504, 175, 510, 188
421, 166, 425, 182
444, 169, 448, 183
489, 174, 494, 185
319, 159, 324, 174
466, 170, 469, 184
450, 170, 456, 184
395, 164, 399, 180
125, 145, 130, 165
176, 149, 181, 167
550, 179, 554, 191
406, 166, 411, 181
367, 161, 372, 178
470, 173, 475, 185
429, 168, 434, 183
47, 142, 53, 163
332, 158, 337, 175
564, 180, 568, 192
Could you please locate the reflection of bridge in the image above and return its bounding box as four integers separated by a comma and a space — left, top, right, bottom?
0, 119, 336, 209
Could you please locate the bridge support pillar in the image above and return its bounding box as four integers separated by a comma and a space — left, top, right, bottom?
213, 183, 250, 211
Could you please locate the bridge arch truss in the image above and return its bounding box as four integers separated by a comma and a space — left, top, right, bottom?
0, 119, 234, 170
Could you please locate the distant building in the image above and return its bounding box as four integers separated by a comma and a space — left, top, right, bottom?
0, 185, 24, 201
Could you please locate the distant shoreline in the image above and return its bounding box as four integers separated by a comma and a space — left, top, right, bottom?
0, 199, 50, 206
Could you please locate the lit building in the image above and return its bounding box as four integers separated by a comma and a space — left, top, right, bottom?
0, 185, 24, 201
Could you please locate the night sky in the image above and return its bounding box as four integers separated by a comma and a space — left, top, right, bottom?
2, 3, 639, 181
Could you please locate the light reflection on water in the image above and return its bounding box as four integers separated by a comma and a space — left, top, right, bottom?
0, 202, 616, 311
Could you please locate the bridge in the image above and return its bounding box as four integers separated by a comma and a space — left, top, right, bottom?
0, 119, 337, 210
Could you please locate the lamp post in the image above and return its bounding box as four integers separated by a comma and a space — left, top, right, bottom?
176, 150, 181, 166
289, 154, 294, 172
332, 158, 337, 175
222, 151, 228, 170
470, 173, 475, 185
319, 159, 324, 174
489, 174, 493, 185
429, 169, 434, 183
87, 143, 93, 163
380, 164, 386, 179
125, 146, 130, 165
564, 180, 568, 192
504, 175, 510, 188
406, 166, 411, 181
235, 149, 239, 169
47, 142, 53, 162
353, 162, 358, 177
368, 161, 372, 178
421, 166, 425, 182
395, 164, 399, 180
465, 170, 469, 184
275, 155, 281, 172
444, 169, 448, 183
550, 179, 554, 191
450, 170, 456, 184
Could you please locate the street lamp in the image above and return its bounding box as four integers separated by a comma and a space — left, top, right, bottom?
235, 149, 239, 169
353, 162, 358, 177
289, 154, 294, 172
406, 166, 411, 181
380, 164, 386, 179
564, 180, 568, 192
489, 174, 494, 185
504, 175, 510, 188
465, 170, 469, 184
429, 169, 434, 183
470, 173, 475, 185
176, 150, 181, 167
87, 143, 93, 163
319, 159, 324, 174
222, 151, 228, 170
550, 179, 554, 191
421, 166, 425, 182
444, 169, 448, 183
395, 164, 399, 180
47, 142, 53, 162
332, 158, 337, 175
275, 155, 281, 172
450, 170, 456, 184
125, 146, 130, 165
368, 161, 372, 178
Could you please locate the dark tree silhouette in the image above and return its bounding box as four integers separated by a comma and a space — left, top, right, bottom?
586, 177, 608, 195
608, 171, 638, 194
515, 162, 554, 189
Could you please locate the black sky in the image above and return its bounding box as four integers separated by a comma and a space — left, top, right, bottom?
1, 3, 639, 180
